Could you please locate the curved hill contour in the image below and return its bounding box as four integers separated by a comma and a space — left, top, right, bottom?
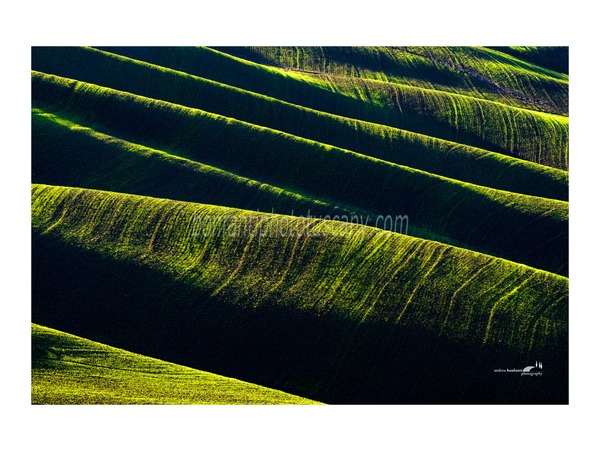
31, 46, 569, 404
32, 184, 568, 404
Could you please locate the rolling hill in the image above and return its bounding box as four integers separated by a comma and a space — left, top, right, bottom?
32, 72, 568, 275
96, 46, 569, 168
32, 184, 567, 403
31, 46, 568, 199
32, 324, 320, 404
31, 46, 569, 404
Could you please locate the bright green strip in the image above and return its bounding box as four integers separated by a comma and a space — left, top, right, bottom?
31, 184, 567, 355
31, 71, 569, 274
97, 46, 569, 169
31, 184, 568, 403
32, 46, 568, 198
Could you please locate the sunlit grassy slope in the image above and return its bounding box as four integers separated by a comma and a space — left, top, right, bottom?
32, 46, 567, 199
488, 47, 569, 75
32, 46, 569, 404
32, 324, 320, 404
32, 73, 568, 275
32, 109, 359, 220
32, 184, 568, 404
222, 46, 568, 114
98, 46, 568, 169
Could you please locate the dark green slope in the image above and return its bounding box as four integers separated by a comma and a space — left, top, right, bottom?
32, 324, 321, 404
32, 71, 568, 275
30, 46, 569, 405
410, 46, 568, 112
32, 184, 568, 404
96, 46, 568, 169
220, 46, 568, 115
31, 46, 567, 200
488, 47, 569, 75
32, 109, 359, 220
310, 74, 568, 169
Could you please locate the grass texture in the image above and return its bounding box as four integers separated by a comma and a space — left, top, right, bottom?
31, 46, 569, 404
223, 46, 567, 114
32, 324, 321, 404
32, 72, 568, 275
32, 184, 568, 404
97, 46, 568, 169
32, 46, 568, 199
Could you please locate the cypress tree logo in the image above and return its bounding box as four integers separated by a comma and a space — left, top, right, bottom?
521, 361, 543, 376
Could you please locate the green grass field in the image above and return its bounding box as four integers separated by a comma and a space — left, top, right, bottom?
95, 46, 568, 169
32, 184, 567, 403
31, 46, 569, 404
32, 72, 568, 274
31, 47, 568, 198
221, 46, 568, 114
32, 324, 320, 404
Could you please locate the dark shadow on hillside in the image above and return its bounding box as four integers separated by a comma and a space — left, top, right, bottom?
32, 232, 568, 404
488, 47, 568, 75
88, 46, 514, 154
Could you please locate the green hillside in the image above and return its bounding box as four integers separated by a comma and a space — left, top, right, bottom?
222, 46, 568, 114
98, 46, 568, 169
32, 324, 320, 404
32, 72, 568, 275
488, 47, 569, 75
32, 109, 358, 220
31, 46, 567, 199
32, 184, 567, 404
31, 46, 569, 404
